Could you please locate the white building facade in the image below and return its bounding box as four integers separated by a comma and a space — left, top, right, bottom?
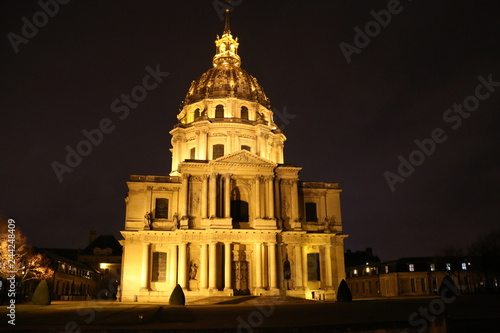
120, 11, 347, 302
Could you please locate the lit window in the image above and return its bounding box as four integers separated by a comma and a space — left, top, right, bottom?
446, 263, 451, 271
365, 267, 370, 273
409, 264, 414, 272
353, 269, 358, 276
430, 263, 435, 271
385, 265, 389, 274
462, 262, 467, 271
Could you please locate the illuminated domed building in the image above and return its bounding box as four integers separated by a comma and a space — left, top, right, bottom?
119, 11, 347, 302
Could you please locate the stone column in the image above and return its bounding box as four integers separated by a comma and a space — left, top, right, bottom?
178, 242, 187, 289
291, 180, 300, 225
209, 242, 217, 290
224, 242, 232, 291
324, 244, 333, 289
255, 242, 262, 290
254, 176, 261, 219
181, 174, 190, 218
209, 173, 217, 218
200, 243, 208, 289
294, 245, 303, 289
268, 242, 277, 289
301, 246, 308, 290
200, 129, 208, 160
169, 244, 178, 288
140, 242, 150, 291
224, 174, 232, 218
201, 175, 208, 219
267, 176, 274, 219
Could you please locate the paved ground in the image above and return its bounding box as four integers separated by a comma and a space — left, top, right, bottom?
1, 295, 499, 332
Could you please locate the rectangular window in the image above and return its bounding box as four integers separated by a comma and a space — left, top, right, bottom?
307, 253, 320, 281
155, 198, 168, 219
409, 263, 414, 272
190, 147, 196, 159
410, 278, 416, 292
151, 252, 166, 282
385, 265, 389, 274
431, 277, 437, 292
241, 145, 251, 152
305, 202, 318, 222
213, 144, 224, 159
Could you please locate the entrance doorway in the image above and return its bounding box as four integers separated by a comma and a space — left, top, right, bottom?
232, 261, 250, 295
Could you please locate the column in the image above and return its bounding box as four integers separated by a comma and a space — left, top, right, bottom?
301, 246, 308, 290
294, 245, 303, 289
324, 244, 333, 289
169, 244, 178, 288
178, 242, 187, 289
200, 129, 208, 160
267, 176, 274, 219
140, 243, 150, 290
224, 242, 232, 291
224, 174, 231, 218
209, 242, 217, 290
209, 173, 217, 218
254, 176, 261, 218
255, 242, 262, 289
201, 175, 208, 218
200, 243, 208, 289
268, 242, 277, 289
291, 180, 299, 225
181, 174, 190, 218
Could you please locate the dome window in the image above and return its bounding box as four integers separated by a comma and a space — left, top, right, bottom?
213, 144, 224, 159
215, 105, 224, 118
194, 108, 200, 120
240, 106, 249, 120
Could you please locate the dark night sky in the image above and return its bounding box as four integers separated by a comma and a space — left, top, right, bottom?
1, 0, 499, 261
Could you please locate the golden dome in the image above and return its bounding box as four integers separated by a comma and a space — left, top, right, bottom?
182, 10, 270, 109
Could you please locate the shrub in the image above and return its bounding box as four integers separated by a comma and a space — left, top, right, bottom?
336, 279, 352, 302
169, 284, 185, 305
32, 279, 51, 305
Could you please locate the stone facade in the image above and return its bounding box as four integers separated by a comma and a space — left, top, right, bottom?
119, 10, 347, 302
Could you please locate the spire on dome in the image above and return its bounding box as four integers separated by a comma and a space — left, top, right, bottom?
223, 8, 231, 35
213, 6, 240, 67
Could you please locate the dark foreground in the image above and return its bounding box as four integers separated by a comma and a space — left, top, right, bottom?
1, 295, 499, 332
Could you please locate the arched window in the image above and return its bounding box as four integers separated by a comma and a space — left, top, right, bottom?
215, 105, 224, 118
213, 144, 224, 159
241, 145, 250, 152
305, 202, 318, 222
194, 108, 200, 120
240, 106, 249, 120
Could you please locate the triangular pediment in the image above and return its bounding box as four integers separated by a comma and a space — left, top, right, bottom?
211, 150, 276, 166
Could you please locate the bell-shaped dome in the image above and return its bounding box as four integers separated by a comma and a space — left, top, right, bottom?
182, 10, 270, 109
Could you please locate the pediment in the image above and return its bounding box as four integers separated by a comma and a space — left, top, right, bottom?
212, 150, 276, 166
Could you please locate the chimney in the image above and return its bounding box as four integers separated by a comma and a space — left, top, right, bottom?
89, 231, 97, 244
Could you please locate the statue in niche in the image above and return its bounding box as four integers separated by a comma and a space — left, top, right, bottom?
324, 216, 335, 233
189, 261, 198, 280
172, 212, 179, 230
144, 212, 152, 229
